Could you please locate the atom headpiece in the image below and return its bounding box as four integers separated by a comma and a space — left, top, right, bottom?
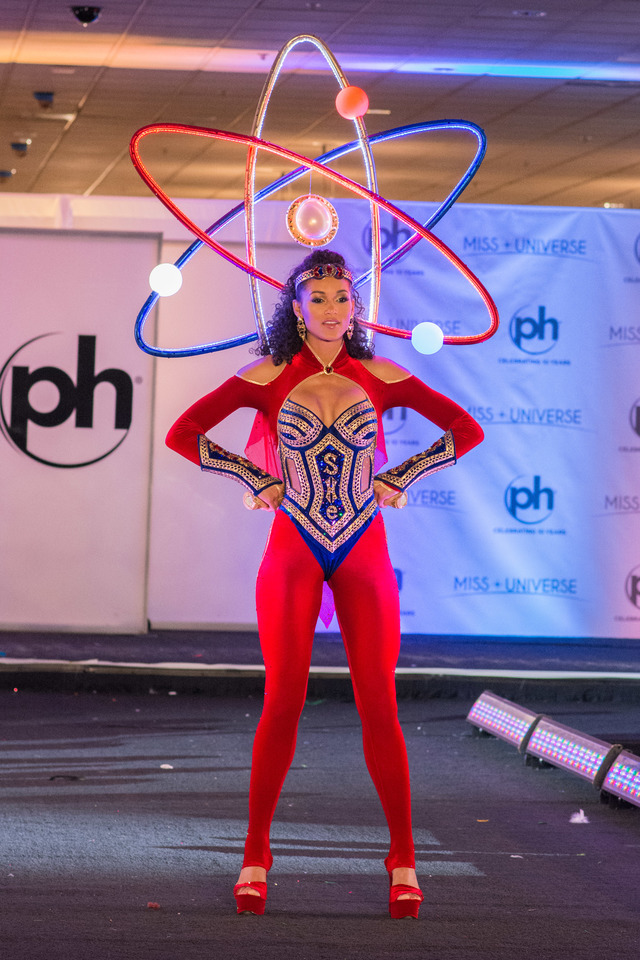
129, 34, 499, 358
294, 263, 353, 293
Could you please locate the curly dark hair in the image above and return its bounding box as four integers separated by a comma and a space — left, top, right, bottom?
255, 249, 374, 365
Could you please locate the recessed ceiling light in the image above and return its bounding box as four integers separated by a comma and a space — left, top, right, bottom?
603, 202, 625, 209
512, 9, 547, 17
23, 112, 77, 123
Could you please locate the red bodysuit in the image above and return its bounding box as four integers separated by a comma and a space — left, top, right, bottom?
166, 343, 483, 872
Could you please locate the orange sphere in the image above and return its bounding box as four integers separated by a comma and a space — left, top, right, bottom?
335, 86, 369, 120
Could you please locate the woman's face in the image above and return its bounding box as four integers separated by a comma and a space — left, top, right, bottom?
293, 276, 353, 346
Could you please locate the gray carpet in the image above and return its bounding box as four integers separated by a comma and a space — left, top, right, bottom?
1, 689, 638, 960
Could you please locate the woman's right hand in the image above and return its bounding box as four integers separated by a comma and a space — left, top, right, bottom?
244, 482, 285, 512
374, 479, 408, 509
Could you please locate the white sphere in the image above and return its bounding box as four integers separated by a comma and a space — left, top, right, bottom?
149, 263, 183, 297
411, 321, 444, 355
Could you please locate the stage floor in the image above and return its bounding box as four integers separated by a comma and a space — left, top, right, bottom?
0, 688, 638, 960
1, 629, 639, 703
1, 628, 639, 671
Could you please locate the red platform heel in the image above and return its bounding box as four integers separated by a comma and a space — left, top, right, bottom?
233, 881, 267, 915
388, 876, 424, 920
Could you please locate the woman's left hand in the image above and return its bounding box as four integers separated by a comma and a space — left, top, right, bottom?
374, 480, 407, 509
243, 482, 285, 512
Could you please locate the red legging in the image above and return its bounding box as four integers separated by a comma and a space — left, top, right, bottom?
242, 509, 415, 872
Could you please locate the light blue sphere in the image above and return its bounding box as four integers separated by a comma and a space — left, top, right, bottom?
411, 321, 444, 354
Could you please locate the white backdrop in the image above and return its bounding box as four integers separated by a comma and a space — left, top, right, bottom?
1, 227, 158, 631
1, 195, 638, 639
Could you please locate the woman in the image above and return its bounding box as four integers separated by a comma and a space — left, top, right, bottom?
166, 249, 483, 919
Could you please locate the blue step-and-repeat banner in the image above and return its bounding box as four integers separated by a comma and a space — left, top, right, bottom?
1, 196, 639, 639
357, 203, 640, 639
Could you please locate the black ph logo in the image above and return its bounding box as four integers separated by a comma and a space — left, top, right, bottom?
505, 474, 555, 524
625, 566, 640, 609
362, 217, 412, 254
509, 305, 559, 354
630, 398, 640, 438
0, 334, 133, 468
382, 406, 408, 436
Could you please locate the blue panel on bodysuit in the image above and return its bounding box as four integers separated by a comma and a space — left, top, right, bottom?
277, 399, 379, 580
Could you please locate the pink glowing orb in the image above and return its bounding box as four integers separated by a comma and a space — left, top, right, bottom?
335, 86, 369, 120
286, 194, 338, 246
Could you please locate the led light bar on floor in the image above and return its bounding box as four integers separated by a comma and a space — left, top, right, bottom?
601, 751, 640, 808
466, 690, 541, 751
525, 717, 621, 784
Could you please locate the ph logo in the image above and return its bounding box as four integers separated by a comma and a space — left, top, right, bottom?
509, 305, 559, 354
625, 565, 640, 608
505, 475, 555, 524
382, 406, 408, 436
362, 216, 412, 254
0, 334, 133, 468
630, 398, 640, 437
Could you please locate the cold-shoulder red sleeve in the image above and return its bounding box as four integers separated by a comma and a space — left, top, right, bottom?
380, 375, 484, 456
165, 375, 270, 466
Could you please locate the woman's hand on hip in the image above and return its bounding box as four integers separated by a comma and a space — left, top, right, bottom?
374, 479, 408, 509
243, 482, 285, 512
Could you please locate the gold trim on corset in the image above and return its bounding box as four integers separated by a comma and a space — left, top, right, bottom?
284, 449, 310, 502
284, 497, 378, 553
306, 434, 354, 534
278, 372, 374, 428
353, 448, 374, 509
278, 403, 324, 445
277, 398, 378, 554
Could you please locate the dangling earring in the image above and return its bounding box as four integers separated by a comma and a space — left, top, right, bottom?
346, 317, 354, 340
296, 315, 306, 340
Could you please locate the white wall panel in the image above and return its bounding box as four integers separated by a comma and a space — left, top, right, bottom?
0, 228, 158, 631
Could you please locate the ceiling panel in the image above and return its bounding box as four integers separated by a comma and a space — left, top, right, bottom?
0, 0, 639, 207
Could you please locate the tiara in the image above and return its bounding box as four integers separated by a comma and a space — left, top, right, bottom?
294, 262, 353, 291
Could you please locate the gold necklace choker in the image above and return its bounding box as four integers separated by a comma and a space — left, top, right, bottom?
306, 342, 341, 375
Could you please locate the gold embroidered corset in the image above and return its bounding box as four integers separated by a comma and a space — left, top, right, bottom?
277, 398, 379, 573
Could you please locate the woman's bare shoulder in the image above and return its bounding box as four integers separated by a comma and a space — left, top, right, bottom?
237, 356, 286, 384
359, 356, 412, 383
